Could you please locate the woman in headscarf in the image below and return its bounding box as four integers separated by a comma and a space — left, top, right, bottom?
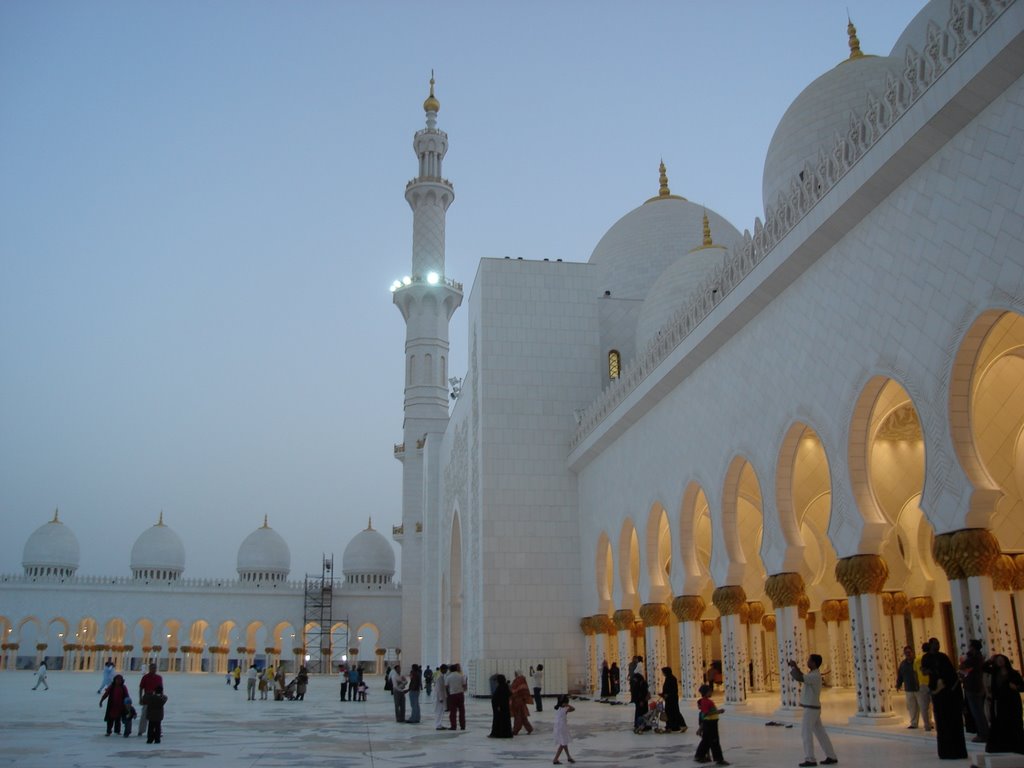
921, 637, 968, 759
630, 671, 650, 732
600, 660, 611, 699
488, 674, 513, 738
985, 654, 1024, 754
661, 666, 688, 732
99, 674, 130, 736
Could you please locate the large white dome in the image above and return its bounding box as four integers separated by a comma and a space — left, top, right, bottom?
762, 24, 897, 211
237, 517, 291, 583
22, 510, 79, 577
589, 167, 740, 367
343, 519, 396, 581
130, 513, 185, 579
890, 0, 948, 58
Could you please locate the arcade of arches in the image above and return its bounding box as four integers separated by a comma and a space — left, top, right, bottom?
580, 310, 1024, 720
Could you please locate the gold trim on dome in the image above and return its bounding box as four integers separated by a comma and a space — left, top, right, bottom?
689, 210, 727, 253
613, 609, 636, 631
644, 160, 686, 204
835, 554, 888, 596
712, 585, 747, 616
765, 572, 806, 608
639, 602, 670, 627
672, 595, 706, 622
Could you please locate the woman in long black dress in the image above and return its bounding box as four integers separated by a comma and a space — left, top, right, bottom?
610, 662, 621, 696
600, 660, 611, 699
921, 638, 968, 759
488, 674, 513, 738
985, 654, 1024, 754
661, 666, 688, 732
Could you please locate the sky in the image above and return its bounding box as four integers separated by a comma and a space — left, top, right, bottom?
0, 0, 924, 579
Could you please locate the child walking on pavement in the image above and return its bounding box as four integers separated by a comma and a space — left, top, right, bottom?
142, 685, 167, 744
552, 694, 576, 764
695, 683, 729, 765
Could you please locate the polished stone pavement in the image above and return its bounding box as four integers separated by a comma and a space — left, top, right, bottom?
0, 671, 980, 767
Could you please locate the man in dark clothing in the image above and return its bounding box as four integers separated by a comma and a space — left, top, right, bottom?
961, 638, 989, 742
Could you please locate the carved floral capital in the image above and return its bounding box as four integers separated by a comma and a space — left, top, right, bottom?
672, 595, 706, 622
712, 585, 747, 616
835, 554, 888, 596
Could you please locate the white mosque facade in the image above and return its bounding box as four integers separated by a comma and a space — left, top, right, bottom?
1, 513, 401, 675
394, 0, 1024, 716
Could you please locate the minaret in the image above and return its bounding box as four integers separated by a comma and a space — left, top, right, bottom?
391, 74, 462, 662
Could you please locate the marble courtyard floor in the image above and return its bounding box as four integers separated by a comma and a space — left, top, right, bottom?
0, 671, 979, 767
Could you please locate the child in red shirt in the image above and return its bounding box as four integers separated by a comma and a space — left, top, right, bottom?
695, 683, 728, 765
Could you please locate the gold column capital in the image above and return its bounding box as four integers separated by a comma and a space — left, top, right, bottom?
821, 599, 842, 623
762, 614, 776, 632
891, 591, 909, 615
934, 528, 1000, 580
1015, 555, 1024, 591
613, 609, 636, 631
592, 614, 616, 635
738, 602, 751, 624
747, 601, 766, 624
671, 595, 706, 622
805, 611, 816, 630
835, 554, 888, 596
712, 585, 747, 616
639, 602, 670, 628
579, 617, 596, 636
909, 595, 934, 619
992, 554, 1017, 592
932, 532, 964, 580
765, 571, 806, 608
700, 619, 716, 636
797, 593, 811, 618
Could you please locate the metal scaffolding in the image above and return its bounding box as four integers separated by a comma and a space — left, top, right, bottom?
302, 555, 343, 673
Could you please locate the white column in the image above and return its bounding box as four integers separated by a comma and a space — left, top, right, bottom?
678, 620, 705, 701
640, 603, 670, 696
614, 609, 636, 702
747, 604, 766, 694
720, 614, 748, 705
848, 592, 896, 719
773, 605, 806, 710
582, 625, 597, 695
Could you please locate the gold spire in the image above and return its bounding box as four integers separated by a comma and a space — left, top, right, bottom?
423, 70, 440, 114
262, 514, 269, 528
157, 510, 165, 526
52, 508, 60, 523
644, 160, 686, 204
367, 516, 374, 531
702, 210, 712, 247
847, 17, 864, 60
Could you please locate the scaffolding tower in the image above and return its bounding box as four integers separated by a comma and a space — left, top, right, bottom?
303, 555, 340, 674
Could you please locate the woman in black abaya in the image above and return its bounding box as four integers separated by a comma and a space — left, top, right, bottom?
921, 638, 968, 759
985, 654, 1024, 754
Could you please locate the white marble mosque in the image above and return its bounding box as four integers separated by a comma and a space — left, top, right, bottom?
4, 0, 1024, 731
1, 512, 401, 675
391, 0, 1024, 718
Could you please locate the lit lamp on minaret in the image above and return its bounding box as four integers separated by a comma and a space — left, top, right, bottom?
390, 73, 463, 662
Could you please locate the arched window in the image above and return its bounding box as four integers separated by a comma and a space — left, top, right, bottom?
608, 350, 621, 380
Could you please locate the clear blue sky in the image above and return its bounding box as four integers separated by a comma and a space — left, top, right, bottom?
0, 1, 922, 578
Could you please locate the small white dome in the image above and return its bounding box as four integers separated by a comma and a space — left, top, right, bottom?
589, 180, 740, 367
636, 240, 729, 355
22, 510, 79, 577
890, 0, 948, 58
237, 517, 291, 583
130, 513, 185, 579
343, 519, 396, 578
762, 37, 897, 211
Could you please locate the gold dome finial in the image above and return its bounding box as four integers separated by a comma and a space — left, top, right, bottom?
157, 510, 165, 526
52, 508, 60, 523
262, 514, 269, 529
423, 70, 440, 114
658, 159, 671, 198
847, 17, 864, 60
702, 210, 713, 247
367, 516, 374, 531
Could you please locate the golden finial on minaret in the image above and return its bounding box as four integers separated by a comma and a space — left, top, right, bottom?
157, 510, 165, 526
367, 516, 374, 530
262, 514, 269, 528
847, 17, 864, 60
423, 70, 440, 114
52, 508, 60, 523
702, 210, 713, 247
